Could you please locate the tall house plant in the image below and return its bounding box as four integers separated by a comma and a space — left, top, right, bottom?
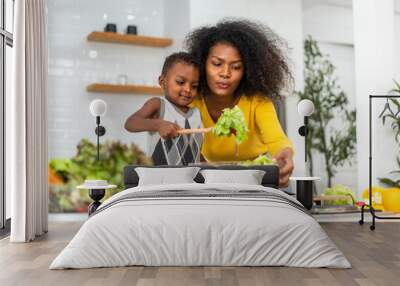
297, 36, 357, 187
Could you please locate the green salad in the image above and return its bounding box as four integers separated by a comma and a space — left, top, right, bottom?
212, 106, 249, 144
323, 184, 356, 205
241, 154, 275, 166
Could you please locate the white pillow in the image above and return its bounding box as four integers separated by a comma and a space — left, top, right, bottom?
200, 169, 266, 185
135, 167, 200, 186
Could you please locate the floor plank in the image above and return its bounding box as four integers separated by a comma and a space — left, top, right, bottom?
0, 221, 399, 286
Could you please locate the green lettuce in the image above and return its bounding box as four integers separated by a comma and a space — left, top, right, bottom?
241, 154, 275, 166
323, 184, 356, 205
212, 106, 249, 144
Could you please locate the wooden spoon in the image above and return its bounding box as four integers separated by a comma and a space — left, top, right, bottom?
177, 127, 213, 134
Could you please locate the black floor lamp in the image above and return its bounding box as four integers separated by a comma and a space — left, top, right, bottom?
359, 95, 400, 230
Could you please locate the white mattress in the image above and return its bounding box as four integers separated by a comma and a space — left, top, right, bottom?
50, 183, 351, 269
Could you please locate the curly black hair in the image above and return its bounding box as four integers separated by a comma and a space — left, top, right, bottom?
184, 19, 292, 98
161, 52, 199, 76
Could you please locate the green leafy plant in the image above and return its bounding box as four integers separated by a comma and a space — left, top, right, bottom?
378, 80, 400, 188
213, 106, 249, 144
49, 139, 152, 212
296, 36, 357, 187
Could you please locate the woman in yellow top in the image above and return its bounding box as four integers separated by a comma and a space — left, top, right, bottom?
185, 19, 294, 186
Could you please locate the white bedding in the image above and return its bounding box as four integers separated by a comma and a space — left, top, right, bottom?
50, 183, 351, 269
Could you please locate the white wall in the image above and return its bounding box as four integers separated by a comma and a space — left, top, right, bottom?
303, 1, 353, 45
303, 0, 357, 193
164, 0, 190, 53
376, 0, 400, 189
48, 0, 166, 159
353, 0, 396, 195
396, 1, 400, 79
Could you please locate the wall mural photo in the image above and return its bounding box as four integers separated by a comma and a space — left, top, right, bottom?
46, 0, 399, 216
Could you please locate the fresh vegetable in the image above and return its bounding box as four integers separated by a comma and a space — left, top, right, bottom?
212, 106, 249, 144
49, 139, 152, 212
241, 154, 275, 166
323, 184, 356, 205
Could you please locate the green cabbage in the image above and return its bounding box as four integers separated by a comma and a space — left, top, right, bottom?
212, 106, 249, 144
241, 154, 275, 166
323, 184, 356, 205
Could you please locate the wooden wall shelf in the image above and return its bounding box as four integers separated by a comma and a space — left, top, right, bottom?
87, 31, 173, 47
87, 83, 163, 95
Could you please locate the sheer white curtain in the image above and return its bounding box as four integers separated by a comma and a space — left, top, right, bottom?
8, 0, 48, 242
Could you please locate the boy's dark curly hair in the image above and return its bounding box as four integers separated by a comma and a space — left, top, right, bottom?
184, 19, 292, 98
161, 52, 199, 76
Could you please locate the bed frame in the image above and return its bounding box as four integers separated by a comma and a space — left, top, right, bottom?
123, 164, 280, 189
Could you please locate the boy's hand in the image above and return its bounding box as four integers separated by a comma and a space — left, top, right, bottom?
157, 121, 181, 139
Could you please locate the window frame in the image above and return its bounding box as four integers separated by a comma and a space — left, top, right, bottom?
0, 0, 13, 234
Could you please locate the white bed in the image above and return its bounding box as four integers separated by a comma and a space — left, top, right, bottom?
50, 183, 351, 269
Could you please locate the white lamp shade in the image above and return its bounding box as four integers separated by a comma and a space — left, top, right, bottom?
297, 99, 315, 117
89, 99, 107, 117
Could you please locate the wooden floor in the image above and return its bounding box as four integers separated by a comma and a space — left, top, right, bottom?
0, 222, 399, 286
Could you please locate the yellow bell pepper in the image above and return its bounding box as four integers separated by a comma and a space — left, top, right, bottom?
382, 188, 400, 212
362, 186, 385, 211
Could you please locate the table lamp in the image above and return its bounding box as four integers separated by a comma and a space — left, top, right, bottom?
89, 99, 107, 161
297, 99, 315, 162
289, 99, 318, 210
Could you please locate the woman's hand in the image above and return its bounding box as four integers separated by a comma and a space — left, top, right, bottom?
157, 120, 181, 139
273, 147, 294, 187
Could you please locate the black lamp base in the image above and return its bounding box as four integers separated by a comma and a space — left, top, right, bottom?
88, 189, 105, 216
298, 126, 306, 136
95, 126, 106, 136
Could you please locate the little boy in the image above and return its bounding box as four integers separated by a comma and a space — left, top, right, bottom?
124, 52, 203, 165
